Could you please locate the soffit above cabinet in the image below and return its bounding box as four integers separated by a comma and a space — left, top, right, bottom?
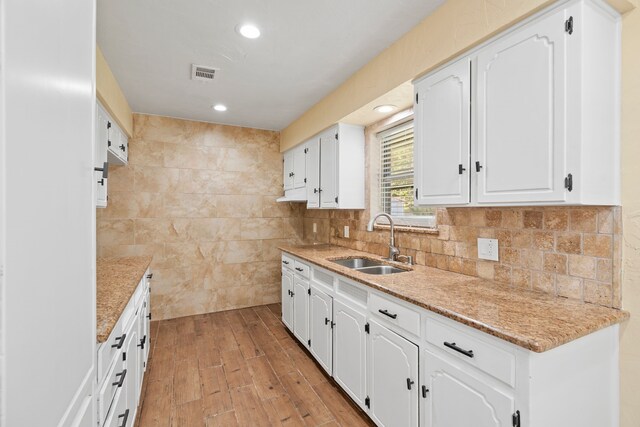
96, 0, 444, 131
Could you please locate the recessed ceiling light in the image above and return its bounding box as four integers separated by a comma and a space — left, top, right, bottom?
213, 104, 227, 112
237, 24, 261, 39
374, 104, 397, 113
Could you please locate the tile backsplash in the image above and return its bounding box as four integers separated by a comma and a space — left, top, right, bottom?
303, 205, 622, 308
97, 114, 304, 320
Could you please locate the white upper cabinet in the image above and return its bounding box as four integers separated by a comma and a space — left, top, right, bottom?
413, 0, 620, 206
308, 123, 365, 209
107, 120, 128, 165
283, 150, 295, 190
414, 58, 471, 206
474, 6, 568, 204
305, 138, 321, 208
95, 104, 110, 208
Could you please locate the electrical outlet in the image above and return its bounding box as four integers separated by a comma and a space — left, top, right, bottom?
344, 226, 350, 238
478, 238, 499, 261
313, 223, 317, 233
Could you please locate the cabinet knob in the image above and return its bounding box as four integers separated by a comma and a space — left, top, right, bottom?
406, 378, 415, 390
146, 273, 153, 279
458, 164, 466, 175
119, 144, 126, 152
147, 312, 152, 320
97, 178, 105, 186
475, 161, 483, 172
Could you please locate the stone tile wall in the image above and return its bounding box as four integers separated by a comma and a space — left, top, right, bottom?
97, 114, 304, 320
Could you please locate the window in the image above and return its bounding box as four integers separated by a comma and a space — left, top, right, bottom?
378, 121, 435, 227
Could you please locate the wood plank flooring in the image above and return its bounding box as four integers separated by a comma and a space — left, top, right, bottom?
136, 303, 374, 427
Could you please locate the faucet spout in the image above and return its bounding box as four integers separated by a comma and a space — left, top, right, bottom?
367, 212, 399, 261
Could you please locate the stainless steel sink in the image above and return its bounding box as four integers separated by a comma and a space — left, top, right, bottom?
331, 257, 408, 275
355, 265, 406, 275
331, 258, 385, 269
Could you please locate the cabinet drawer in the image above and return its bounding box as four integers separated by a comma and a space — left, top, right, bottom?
293, 260, 310, 278
98, 320, 125, 380
105, 386, 130, 427
425, 317, 515, 387
369, 292, 420, 337
281, 254, 294, 270
98, 355, 126, 425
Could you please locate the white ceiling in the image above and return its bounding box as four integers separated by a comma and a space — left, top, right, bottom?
97, 0, 444, 131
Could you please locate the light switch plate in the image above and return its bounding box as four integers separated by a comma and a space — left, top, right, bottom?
344, 226, 350, 238
478, 238, 499, 261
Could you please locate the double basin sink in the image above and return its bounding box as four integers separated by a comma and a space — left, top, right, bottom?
331, 257, 408, 275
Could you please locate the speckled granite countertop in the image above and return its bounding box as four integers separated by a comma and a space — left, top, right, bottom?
280, 244, 629, 352
97, 256, 152, 343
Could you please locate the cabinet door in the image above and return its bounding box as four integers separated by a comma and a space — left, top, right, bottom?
293, 277, 310, 345
368, 320, 418, 427
108, 126, 128, 164
423, 349, 515, 427
293, 144, 307, 189
414, 58, 470, 206
137, 300, 147, 389
283, 150, 294, 190
123, 322, 139, 424
333, 299, 367, 410
281, 270, 294, 332
309, 286, 333, 375
474, 8, 567, 204
143, 286, 151, 367
306, 138, 321, 208
95, 105, 109, 207
320, 130, 338, 208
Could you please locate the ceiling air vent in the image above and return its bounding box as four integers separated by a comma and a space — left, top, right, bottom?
191, 64, 218, 81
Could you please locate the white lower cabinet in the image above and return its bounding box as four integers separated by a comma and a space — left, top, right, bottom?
368, 320, 419, 427
422, 349, 514, 427
281, 253, 620, 427
97, 269, 151, 427
333, 298, 368, 410
309, 285, 333, 375
281, 269, 294, 331
293, 276, 310, 345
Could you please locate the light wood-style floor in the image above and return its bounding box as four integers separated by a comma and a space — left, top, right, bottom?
137, 303, 374, 427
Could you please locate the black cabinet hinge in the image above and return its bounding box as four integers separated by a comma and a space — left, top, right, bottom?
565, 173, 573, 192
304, 178, 307, 183
307, 339, 311, 346
512, 410, 521, 427
304, 148, 308, 154
335, 133, 338, 140
107, 121, 111, 129
415, 93, 419, 104
122, 351, 127, 362
415, 188, 418, 199
107, 139, 111, 147
565, 16, 574, 34
364, 323, 370, 334
307, 288, 311, 295
365, 396, 370, 409
335, 196, 338, 203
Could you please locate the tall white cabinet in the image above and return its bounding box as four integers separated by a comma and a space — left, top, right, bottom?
414, 0, 620, 207
0, 0, 97, 425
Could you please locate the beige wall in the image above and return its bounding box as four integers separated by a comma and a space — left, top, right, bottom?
97, 46, 133, 137
96, 114, 304, 320
620, 2, 640, 425
280, 0, 633, 151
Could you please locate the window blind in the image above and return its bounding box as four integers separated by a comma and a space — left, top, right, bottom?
378, 121, 435, 227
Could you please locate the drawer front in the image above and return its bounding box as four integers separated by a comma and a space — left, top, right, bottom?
98, 355, 126, 425
425, 317, 516, 387
105, 386, 130, 427
281, 254, 294, 270
293, 260, 310, 279
369, 292, 420, 337
97, 319, 125, 380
